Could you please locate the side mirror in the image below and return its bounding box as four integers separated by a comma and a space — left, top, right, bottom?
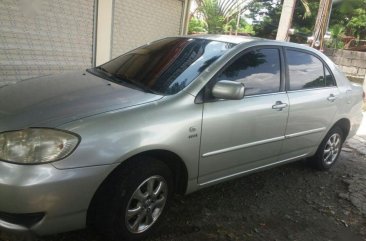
212, 80, 245, 100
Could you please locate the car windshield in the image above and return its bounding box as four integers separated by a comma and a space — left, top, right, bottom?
89, 37, 236, 95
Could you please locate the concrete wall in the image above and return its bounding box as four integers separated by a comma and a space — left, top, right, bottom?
324, 48, 366, 83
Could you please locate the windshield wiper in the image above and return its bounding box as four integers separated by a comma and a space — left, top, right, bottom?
87, 66, 113, 79
95, 66, 112, 76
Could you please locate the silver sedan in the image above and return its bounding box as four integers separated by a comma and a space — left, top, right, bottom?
0, 35, 364, 240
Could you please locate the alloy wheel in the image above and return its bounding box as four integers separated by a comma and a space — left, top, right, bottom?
125, 175, 168, 234
323, 133, 341, 165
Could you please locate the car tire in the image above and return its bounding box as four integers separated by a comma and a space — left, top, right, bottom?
310, 126, 344, 171
91, 156, 173, 241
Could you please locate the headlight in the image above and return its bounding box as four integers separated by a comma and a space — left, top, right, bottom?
0, 128, 80, 164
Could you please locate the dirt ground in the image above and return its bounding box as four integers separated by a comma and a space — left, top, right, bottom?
1, 116, 366, 241
2, 143, 365, 241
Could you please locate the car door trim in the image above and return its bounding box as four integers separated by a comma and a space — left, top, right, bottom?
199, 153, 309, 186
286, 86, 338, 93
202, 136, 285, 157
202, 127, 326, 158
285, 127, 326, 139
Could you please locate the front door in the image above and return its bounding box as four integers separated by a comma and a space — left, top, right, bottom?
198, 47, 289, 185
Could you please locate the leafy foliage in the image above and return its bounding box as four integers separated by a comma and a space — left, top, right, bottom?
246, 0, 365, 45
330, 0, 366, 39
241, 24, 255, 35
346, 8, 366, 38
190, 0, 366, 44
224, 18, 255, 35
245, 0, 282, 39
188, 17, 207, 33
248, 0, 319, 42
192, 0, 252, 34
326, 24, 345, 48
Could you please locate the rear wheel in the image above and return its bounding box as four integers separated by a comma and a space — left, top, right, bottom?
92, 157, 173, 240
310, 126, 344, 171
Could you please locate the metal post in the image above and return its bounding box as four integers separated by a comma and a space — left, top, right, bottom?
235, 8, 240, 36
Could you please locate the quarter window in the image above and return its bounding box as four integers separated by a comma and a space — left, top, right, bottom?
286, 50, 327, 90
216, 48, 281, 96
325, 67, 336, 87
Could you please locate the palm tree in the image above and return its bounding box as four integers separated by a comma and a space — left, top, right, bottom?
195, 0, 250, 34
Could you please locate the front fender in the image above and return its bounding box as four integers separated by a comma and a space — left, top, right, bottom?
52, 94, 203, 181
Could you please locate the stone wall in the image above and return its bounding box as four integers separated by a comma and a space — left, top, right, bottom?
324, 48, 366, 83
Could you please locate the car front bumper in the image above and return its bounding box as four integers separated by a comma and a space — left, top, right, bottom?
0, 161, 118, 236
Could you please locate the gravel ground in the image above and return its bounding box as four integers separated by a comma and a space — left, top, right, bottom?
1, 116, 366, 241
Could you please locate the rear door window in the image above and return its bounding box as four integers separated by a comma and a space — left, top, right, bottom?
286, 50, 326, 91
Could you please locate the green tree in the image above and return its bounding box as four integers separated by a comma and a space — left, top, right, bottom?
246, 0, 317, 41
291, 0, 319, 43
346, 9, 366, 38
328, 24, 345, 48
245, 0, 365, 44
240, 23, 255, 35
246, 0, 282, 39
329, 0, 366, 39
188, 17, 207, 34
224, 18, 255, 35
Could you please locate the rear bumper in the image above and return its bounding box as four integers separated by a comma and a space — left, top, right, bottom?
347, 112, 363, 140
0, 161, 118, 236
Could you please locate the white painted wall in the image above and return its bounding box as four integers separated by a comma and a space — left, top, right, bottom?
95, 0, 113, 65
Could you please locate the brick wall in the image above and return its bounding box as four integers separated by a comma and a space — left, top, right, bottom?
324, 48, 366, 83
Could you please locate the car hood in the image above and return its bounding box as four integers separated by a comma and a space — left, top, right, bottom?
0, 71, 163, 131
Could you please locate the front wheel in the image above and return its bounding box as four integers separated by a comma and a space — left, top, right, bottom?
125, 175, 168, 234
92, 157, 173, 241
310, 126, 344, 171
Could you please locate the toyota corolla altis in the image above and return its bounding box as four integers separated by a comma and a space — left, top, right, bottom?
0, 35, 363, 240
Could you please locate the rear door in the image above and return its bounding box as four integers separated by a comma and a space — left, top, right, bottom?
198, 47, 289, 185
280, 48, 340, 160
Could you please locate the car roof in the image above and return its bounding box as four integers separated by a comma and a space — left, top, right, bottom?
186, 34, 261, 44
184, 34, 326, 57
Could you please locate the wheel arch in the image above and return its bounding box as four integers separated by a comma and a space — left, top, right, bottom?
332, 118, 351, 139
86, 149, 189, 227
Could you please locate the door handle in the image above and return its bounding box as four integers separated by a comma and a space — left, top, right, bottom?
327, 94, 336, 102
272, 101, 288, 111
